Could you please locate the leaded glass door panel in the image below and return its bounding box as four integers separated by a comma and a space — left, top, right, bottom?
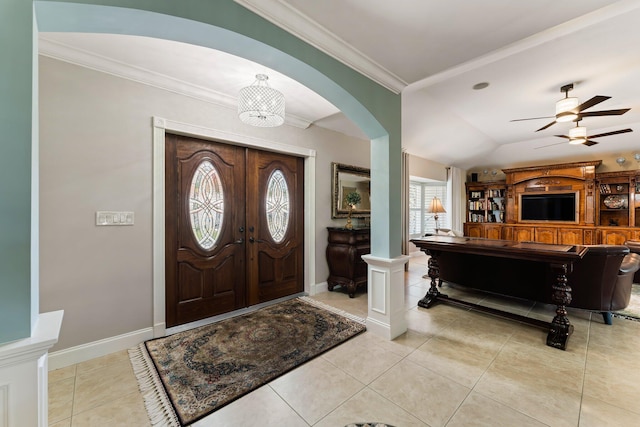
247, 150, 304, 305
165, 134, 304, 327
165, 134, 246, 327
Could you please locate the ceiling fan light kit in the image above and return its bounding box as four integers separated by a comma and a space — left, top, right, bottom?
568, 125, 587, 144
555, 97, 579, 122
238, 74, 285, 128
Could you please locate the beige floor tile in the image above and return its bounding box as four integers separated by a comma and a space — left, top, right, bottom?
370, 359, 470, 427
49, 364, 77, 383
193, 386, 308, 427
578, 394, 640, 427
447, 392, 547, 427
387, 329, 431, 355
49, 418, 71, 427
474, 361, 582, 427
585, 343, 640, 372
311, 292, 368, 319
430, 315, 513, 360
407, 336, 494, 388
72, 356, 140, 414
322, 335, 404, 385
491, 340, 586, 392
582, 355, 640, 414
70, 391, 149, 427
349, 329, 429, 358
405, 305, 459, 336
48, 377, 74, 424
75, 350, 131, 375
507, 322, 588, 364
314, 388, 427, 427
269, 357, 364, 424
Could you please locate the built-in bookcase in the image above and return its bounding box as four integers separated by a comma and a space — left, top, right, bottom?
466, 181, 506, 223
596, 171, 639, 228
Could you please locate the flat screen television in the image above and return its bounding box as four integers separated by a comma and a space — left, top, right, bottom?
519, 192, 578, 222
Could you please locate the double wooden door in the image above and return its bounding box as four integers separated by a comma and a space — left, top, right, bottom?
165, 134, 304, 327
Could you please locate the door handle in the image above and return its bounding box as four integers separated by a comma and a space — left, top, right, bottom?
249, 237, 265, 244
234, 238, 244, 244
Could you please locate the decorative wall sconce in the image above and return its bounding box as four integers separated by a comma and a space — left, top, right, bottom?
615, 157, 626, 166
634, 153, 640, 163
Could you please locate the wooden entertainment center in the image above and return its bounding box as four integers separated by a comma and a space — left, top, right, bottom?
464, 161, 640, 244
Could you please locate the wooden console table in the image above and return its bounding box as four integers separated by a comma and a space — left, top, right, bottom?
410, 235, 588, 350
326, 227, 370, 297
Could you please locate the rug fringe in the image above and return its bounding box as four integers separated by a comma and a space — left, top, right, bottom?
129, 344, 181, 426
299, 296, 367, 325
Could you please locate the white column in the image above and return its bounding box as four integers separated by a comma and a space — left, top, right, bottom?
0, 310, 63, 427
362, 255, 409, 340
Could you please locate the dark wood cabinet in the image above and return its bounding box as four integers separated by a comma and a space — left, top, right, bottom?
326, 227, 370, 297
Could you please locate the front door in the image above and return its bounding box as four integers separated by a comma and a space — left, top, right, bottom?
165, 134, 304, 327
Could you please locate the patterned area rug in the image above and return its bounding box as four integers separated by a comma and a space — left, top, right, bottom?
129, 297, 366, 426
345, 424, 395, 427
614, 283, 640, 321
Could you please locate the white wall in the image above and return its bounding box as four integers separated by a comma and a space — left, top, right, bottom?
39, 56, 369, 351
409, 154, 448, 181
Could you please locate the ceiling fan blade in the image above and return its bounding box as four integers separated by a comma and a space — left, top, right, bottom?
554, 135, 571, 139
583, 139, 598, 146
577, 95, 610, 112
534, 141, 567, 149
579, 108, 630, 117
536, 121, 557, 132
510, 116, 555, 122
588, 128, 633, 139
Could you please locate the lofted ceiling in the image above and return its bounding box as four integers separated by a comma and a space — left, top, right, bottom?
39, 0, 640, 170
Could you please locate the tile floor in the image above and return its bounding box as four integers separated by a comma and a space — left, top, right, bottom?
48, 255, 640, 426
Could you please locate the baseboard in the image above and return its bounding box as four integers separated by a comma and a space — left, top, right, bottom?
48, 327, 154, 371
311, 281, 328, 295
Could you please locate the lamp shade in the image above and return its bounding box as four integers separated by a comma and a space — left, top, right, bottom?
555, 96, 579, 122
238, 74, 285, 127
568, 125, 587, 145
428, 197, 446, 214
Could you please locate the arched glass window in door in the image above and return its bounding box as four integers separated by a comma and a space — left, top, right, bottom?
189, 160, 224, 250
266, 169, 290, 243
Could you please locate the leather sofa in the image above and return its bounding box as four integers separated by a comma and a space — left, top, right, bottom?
436, 244, 640, 325
625, 240, 640, 284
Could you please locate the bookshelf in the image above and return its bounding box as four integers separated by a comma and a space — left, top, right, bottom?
466, 181, 506, 223
596, 171, 639, 228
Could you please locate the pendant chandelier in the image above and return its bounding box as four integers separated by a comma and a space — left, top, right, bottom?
238, 74, 285, 127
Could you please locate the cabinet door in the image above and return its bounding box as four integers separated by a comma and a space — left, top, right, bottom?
513, 227, 533, 242
557, 228, 584, 245
534, 227, 557, 244
583, 229, 595, 245
485, 225, 502, 240
599, 229, 632, 245
465, 223, 484, 238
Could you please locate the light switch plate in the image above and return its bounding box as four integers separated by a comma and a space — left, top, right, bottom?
96, 211, 134, 226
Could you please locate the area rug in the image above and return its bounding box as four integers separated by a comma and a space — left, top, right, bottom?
345, 424, 395, 427
614, 283, 640, 321
129, 297, 366, 426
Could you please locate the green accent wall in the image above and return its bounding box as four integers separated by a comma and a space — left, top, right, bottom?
0, 0, 33, 343
0, 0, 402, 344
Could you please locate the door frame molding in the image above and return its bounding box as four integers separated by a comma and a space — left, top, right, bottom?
152, 117, 316, 338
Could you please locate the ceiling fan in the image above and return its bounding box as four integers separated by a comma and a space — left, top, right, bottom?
512, 83, 631, 132
534, 121, 633, 149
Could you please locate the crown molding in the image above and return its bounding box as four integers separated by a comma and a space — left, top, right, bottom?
38, 36, 313, 129
234, 0, 406, 94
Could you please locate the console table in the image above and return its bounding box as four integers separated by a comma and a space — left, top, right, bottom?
326, 227, 370, 297
410, 235, 588, 350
